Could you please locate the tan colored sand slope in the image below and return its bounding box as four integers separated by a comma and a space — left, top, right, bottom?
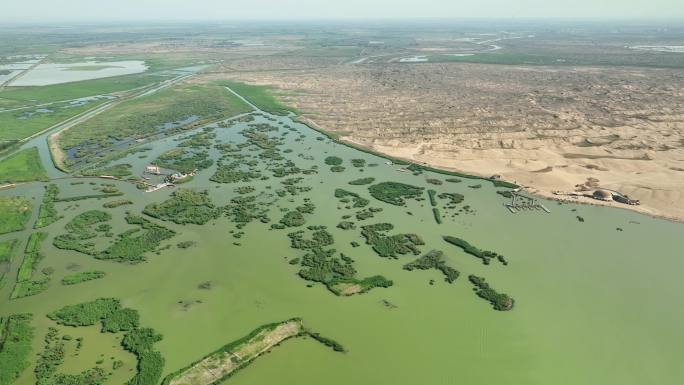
168, 320, 303, 385
205, 62, 684, 220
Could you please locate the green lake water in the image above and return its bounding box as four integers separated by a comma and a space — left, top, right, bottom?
1, 111, 682, 385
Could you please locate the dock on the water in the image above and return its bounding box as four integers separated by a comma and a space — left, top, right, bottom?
504, 192, 550, 214
145, 182, 173, 193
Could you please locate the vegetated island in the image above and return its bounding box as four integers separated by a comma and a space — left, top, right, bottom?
442, 236, 508, 265
46, 298, 165, 385
468, 275, 515, 311
403, 250, 459, 283
0, 196, 32, 235
162, 318, 344, 385
0, 313, 34, 385
368, 181, 424, 206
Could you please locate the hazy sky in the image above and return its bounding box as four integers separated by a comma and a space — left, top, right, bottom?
2, 0, 683, 22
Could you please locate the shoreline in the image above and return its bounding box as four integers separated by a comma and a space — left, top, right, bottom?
297, 117, 683, 224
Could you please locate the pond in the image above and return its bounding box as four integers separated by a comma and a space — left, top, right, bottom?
8, 60, 148, 86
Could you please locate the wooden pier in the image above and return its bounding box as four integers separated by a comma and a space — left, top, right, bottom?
504, 192, 550, 214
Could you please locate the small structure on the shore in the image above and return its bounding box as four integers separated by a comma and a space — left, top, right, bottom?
613, 194, 640, 206
145, 165, 161, 175
591, 189, 641, 205
592, 189, 613, 201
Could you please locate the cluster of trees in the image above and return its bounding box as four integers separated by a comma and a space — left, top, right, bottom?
468, 275, 515, 311
210, 161, 263, 184
288, 227, 334, 250
350, 159, 366, 168
0, 239, 17, 287
55, 192, 125, 203
81, 163, 133, 178
11, 232, 49, 299
337, 221, 356, 230
443, 236, 508, 265
48, 298, 122, 327
348, 177, 375, 185
296, 201, 316, 214
102, 308, 140, 333
428, 190, 438, 206
306, 332, 346, 352
368, 182, 424, 206
46, 298, 165, 385
177, 129, 216, 149
234, 186, 256, 195
155, 148, 213, 174
354, 206, 382, 221
225, 195, 270, 228
403, 250, 459, 283
360, 223, 424, 259
324, 156, 343, 166
53, 210, 112, 255
298, 247, 357, 286
176, 241, 196, 249
0, 196, 32, 235
34, 184, 62, 229
438, 192, 464, 205
280, 211, 306, 227
103, 199, 132, 208
97, 215, 176, 263
34, 327, 68, 384
143, 189, 222, 225
61, 270, 106, 285
0, 313, 34, 385
334, 188, 369, 208
295, 245, 393, 296
123, 328, 165, 385
432, 208, 442, 224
